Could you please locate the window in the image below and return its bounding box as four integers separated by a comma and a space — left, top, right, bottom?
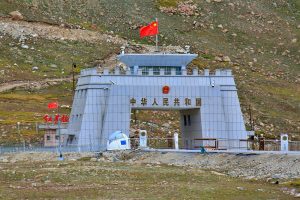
68, 135, 75, 143
138, 66, 182, 76
141, 67, 148, 75
153, 68, 160, 75
164, 68, 171, 75
46, 135, 51, 141
130, 66, 134, 75
184, 115, 187, 126
176, 67, 181, 75
55, 136, 59, 140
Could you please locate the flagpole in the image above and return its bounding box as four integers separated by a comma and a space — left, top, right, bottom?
57, 102, 63, 160
155, 18, 159, 52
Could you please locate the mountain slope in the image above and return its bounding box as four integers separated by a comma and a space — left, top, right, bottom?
0, 0, 299, 143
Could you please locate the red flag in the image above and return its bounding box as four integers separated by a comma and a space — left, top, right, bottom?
140, 21, 158, 38
48, 102, 58, 109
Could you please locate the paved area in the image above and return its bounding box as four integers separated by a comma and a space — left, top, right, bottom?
144, 148, 300, 155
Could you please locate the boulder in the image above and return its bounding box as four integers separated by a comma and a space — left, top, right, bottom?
50, 64, 58, 68
9, 11, 24, 20
21, 44, 29, 49
223, 56, 231, 62
32, 66, 39, 71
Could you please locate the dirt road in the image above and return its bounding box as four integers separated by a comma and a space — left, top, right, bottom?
0, 77, 73, 93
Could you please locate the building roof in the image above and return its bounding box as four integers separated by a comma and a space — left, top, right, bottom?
117, 53, 198, 67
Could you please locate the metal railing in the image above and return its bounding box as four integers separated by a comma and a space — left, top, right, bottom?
129, 138, 181, 149
1, 138, 300, 154
0, 144, 105, 154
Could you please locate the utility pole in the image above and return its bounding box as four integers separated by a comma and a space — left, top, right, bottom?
134, 110, 137, 125
72, 63, 77, 94
248, 105, 254, 131
57, 105, 63, 160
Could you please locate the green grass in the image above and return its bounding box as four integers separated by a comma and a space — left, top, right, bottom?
156, 0, 183, 7
289, 179, 300, 187
0, 35, 119, 83
0, 93, 47, 101
0, 159, 296, 199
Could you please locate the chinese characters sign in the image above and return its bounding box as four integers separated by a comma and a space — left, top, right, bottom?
130, 97, 202, 107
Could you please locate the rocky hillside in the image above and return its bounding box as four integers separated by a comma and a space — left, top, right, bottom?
0, 0, 299, 143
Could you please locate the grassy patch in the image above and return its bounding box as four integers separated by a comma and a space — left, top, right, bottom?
289, 179, 300, 188
0, 82, 74, 144
156, 0, 182, 7
0, 93, 46, 101
77, 156, 92, 161
0, 160, 296, 199
0, 35, 118, 83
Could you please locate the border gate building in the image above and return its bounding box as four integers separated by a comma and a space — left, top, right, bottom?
67, 50, 248, 151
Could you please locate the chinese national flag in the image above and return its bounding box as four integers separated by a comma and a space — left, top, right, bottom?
48, 102, 58, 109
140, 21, 158, 38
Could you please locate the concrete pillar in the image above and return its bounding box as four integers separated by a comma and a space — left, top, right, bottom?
138, 69, 142, 75
280, 134, 289, 152
171, 68, 176, 76
204, 69, 209, 76
149, 68, 153, 76
134, 65, 138, 74
226, 69, 232, 76
160, 68, 164, 75
192, 68, 198, 76
103, 68, 109, 75
114, 67, 120, 75
139, 130, 147, 148
174, 133, 179, 150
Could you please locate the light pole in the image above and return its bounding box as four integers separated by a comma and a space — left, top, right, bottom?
72, 63, 77, 94
56, 107, 63, 160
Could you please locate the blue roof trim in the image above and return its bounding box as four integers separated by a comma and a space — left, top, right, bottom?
117, 53, 198, 67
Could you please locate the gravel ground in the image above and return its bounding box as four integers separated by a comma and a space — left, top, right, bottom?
121, 151, 300, 180
1, 150, 299, 181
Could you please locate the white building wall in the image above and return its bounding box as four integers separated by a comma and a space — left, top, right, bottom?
67, 67, 247, 151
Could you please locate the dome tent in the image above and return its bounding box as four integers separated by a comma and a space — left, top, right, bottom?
107, 131, 131, 150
